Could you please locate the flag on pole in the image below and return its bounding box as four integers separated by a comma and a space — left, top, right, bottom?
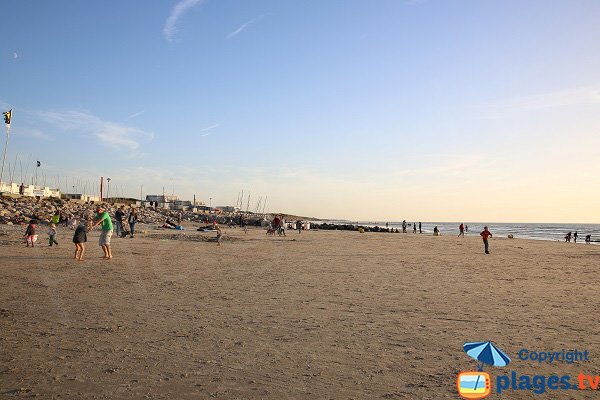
2, 109, 10, 126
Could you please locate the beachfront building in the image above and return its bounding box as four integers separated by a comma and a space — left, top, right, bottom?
217, 206, 240, 213
145, 194, 179, 209
61, 193, 101, 202
0, 182, 61, 198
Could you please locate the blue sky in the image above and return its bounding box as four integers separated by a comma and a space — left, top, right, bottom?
1, 0, 599, 222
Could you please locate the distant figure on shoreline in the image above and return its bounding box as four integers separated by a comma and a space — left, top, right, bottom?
413, 222, 416, 233
480, 226, 493, 254
465, 224, 468, 232
419, 222, 422, 234
585, 234, 591, 244
386, 222, 388, 229
458, 223, 465, 237
402, 220, 407, 233
573, 231, 578, 243
433, 226, 439, 236
564, 231, 572, 242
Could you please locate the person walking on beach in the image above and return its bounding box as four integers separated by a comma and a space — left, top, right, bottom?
277, 216, 286, 236
297, 220, 302, 233
73, 220, 89, 261
480, 226, 493, 254
128, 207, 138, 238
573, 231, 578, 243
177, 211, 182, 225
90, 205, 113, 259
419, 222, 422, 234
47, 223, 59, 246
465, 224, 468, 233
215, 223, 223, 246
115, 205, 126, 238
413, 222, 417, 233
585, 234, 591, 244
25, 219, 36, 247
458, 223, 465, 237
402, 220, 407, 233
564, 231, 572, 242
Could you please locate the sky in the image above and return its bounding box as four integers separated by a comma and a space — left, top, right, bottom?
1, 0, 599, 222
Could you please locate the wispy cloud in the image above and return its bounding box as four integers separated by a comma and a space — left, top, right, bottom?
200, 124, 218, 132
200, 123, 218, 136
39, 110, 153, 151
226, 16, 261, 40
12, 52, 18, 59
127, 110, 145, 119
163, 0, 205, 42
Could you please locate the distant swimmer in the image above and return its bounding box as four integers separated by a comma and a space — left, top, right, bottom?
480, 226, 493, 254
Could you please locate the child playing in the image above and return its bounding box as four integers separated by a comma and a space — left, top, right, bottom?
73, 220, 89, 261
25, 220, 36, 247
48, 223, 59, 247
215, 224, 223, 246
480, 226, 493, 254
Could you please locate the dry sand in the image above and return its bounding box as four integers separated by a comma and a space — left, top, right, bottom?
1, 224, 599, 399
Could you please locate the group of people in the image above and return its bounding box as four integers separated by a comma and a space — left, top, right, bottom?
395, 221, 423, 234
114, 205, 138, 238
24, 204, 140, 261
565, 231, 592, 244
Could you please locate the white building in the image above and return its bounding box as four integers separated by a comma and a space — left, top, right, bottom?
0, 182, 61, 198
61, 193, 101, 202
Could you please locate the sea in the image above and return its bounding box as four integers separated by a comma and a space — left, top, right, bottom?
316, 221, 600, 243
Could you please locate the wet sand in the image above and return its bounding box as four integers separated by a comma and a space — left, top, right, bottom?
1, 225, 599, 399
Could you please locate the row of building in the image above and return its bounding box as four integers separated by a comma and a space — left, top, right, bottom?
0, 182, 238, 213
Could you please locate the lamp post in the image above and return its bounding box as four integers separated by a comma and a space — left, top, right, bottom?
107, 177, 111, 202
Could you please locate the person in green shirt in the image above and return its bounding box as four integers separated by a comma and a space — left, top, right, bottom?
90, 205, 113, 259
51, 211, 60, 226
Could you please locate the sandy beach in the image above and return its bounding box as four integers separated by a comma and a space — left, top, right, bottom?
1, 224, 599, 399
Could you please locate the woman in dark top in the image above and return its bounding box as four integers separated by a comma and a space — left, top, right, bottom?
128, 207, 138, 238
73, 222, 88, 261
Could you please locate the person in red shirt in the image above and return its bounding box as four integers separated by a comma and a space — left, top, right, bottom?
458, 223, 465, 237
480, 226, 493, 254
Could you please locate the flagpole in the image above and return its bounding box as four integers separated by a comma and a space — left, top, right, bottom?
0, 121, 10, 187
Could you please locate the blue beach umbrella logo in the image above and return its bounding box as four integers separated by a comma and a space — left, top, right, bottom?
456, 342, 511, 399
463, 341, 511, 370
